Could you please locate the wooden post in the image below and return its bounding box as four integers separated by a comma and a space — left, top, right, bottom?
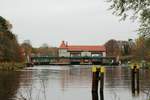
100, 90, 104, 100
136, 68, 140, 94
131, 67, 135, 94
100, 67, 105, 100
92, 66, 99, 92
92, 91, 99, 100
100, 72, 104, 92
92, 66, 105, 100
131, 64, 140, 94
100, 67, 105, 92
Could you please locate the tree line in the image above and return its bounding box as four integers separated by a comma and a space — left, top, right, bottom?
105, 37, 150, 62
21, 41, 58, 58
0, 16, 24, 62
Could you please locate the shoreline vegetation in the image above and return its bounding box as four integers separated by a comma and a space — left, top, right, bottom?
0, 63, 26, 71
0, 16, 25, 71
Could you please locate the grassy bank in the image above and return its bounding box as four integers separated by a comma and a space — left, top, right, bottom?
0, 62, 26, 71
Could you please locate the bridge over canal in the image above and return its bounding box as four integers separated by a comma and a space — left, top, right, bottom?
30, 56, 118, 65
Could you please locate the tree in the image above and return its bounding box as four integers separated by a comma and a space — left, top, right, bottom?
21, 40, 32, 57
105, 39, 135, 61
41, 43, 49, 48
119, 41, 132, 56
32, 44, 58, 57
105, 39, 120, 57
21, 40, 33, 62
107, 0, 150, 36
0, 16, 23, 62
145, 38, 150, 56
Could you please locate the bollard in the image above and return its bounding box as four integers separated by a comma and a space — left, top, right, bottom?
100, 90, 104, 100
92, 66, 105, 94
131, 66, 135, 94
92, 91, 99, 100
136, 68, 139, 94
100, 67, 105, 92
92, 66, 99, 92
131, 64, 140, 94
96, 67, 101, 81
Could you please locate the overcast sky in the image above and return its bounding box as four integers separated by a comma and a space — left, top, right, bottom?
0, 0, 138, 47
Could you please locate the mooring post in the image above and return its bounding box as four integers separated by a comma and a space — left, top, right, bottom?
100, 67, 105, 100
92, 91, 99, 100
100, 67, 105, 92
100, 90, 104, 100
136, 68, 140, 94
131, 64, 140, 94
131, 66, 135, 94
92, 66, 105, 100
92, 66, 99, 92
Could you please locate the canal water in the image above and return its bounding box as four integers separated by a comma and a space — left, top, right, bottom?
0, 65, 150, 100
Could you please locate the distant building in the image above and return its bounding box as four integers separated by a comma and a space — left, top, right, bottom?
59, 41, 106, 57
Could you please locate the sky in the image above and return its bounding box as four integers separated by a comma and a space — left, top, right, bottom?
0, 0, 139, 47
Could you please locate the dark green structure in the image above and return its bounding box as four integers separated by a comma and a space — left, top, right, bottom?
30, 56, 118, 65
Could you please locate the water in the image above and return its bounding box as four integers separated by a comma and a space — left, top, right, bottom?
0, 65, 150, 100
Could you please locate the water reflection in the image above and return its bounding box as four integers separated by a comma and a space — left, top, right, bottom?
140, 69, 150, 99
0, 71, 20, 100
0, 66, 150, 100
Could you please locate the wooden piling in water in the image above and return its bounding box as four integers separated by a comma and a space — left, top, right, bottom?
100, 67, 104, 92
136, 68, 139, 94
131, 64, 140, 94
92, 66, 99, 92
131, 67, 135, 94
92, 91, 99, 100
100, 90, 104, 100
92, 66, 105, 94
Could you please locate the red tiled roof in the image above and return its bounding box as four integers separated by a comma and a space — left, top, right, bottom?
59, 41, 106, 52
67, 45, 106, 51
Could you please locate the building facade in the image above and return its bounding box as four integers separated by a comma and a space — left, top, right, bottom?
59, 41, 106, 57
